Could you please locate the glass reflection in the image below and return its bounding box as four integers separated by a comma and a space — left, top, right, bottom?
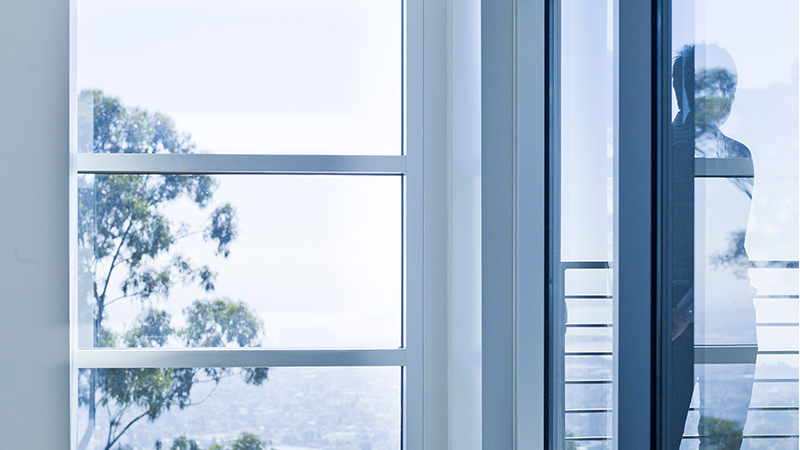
671, 44, 758, 449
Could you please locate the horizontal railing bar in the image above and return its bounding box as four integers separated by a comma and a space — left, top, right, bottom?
565, 324, 612, 328
695, 158, 754, 178
565, 379, 612, 384
756, 323, 800, 327
565, 295, 798, 301
565, 378, 798, 384
77, 348, 406, 368
566, 408, 610, 413
561, 261, 610, 269
561, 260, 798, 271
77, 153, 407, 175
570, 405, 799, 413
571, 435, 800, 441
689, 406, 798, 411
750, 261, 799, 269
565, 436, 612, 441
566, 347, 798, 362
742, 435, 800, 439
683, 435, 800, 439
567, 406, 800, 414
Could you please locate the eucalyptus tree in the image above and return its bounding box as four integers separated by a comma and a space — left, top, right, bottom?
78, 91, 268, 450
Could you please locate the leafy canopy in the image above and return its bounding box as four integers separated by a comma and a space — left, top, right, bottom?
77, 91, 267, 450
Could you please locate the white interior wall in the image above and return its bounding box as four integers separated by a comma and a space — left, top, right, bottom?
0, 0, 71, 446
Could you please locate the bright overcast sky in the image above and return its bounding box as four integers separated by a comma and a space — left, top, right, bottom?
77, 0, 404, 348
77, 0, 402, 155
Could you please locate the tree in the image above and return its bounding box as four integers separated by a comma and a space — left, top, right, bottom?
78, 91, 268, 450
157, 433, 272, 450
230, 433, 271, 450
156, 435, 200, 450
697, 416, 744, 449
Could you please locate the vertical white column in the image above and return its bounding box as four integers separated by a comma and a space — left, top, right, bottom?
448, 0, 483, 449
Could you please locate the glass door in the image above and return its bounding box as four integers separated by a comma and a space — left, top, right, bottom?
550, 1, 799, 448
551, 1, 615, 448
669, 1, 800, 448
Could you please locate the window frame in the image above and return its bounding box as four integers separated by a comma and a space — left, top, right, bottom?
67, 1, 451, 449
480, 0, 547, 448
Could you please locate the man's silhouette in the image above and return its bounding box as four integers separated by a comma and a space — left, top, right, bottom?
671, 43, 756, 450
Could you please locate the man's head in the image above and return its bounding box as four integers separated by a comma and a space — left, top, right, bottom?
673, 44, 738, 127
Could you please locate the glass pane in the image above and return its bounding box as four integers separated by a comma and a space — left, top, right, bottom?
78, 174, 402, 349
550, 0, 614, 449
557, 0, 615, 448
670, 1, 799, 448
77, 366, 401, 450
76, 0, 402, 155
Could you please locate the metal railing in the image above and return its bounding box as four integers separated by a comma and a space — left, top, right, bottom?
562, 260, 799, 447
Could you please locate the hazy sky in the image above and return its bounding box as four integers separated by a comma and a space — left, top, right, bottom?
78, 0, 404, 348
77, 0, 402, 155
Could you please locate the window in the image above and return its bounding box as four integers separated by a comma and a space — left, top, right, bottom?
69, 1, 448, 449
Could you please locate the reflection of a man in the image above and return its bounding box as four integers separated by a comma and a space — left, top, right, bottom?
671, 44, 757, 450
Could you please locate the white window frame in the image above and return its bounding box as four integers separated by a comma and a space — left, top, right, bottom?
65, 1, 447, 449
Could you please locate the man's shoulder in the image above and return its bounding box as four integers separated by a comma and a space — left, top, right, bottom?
722, 135, 751, 159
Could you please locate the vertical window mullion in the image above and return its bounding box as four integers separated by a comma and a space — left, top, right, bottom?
614, 0, 667, 448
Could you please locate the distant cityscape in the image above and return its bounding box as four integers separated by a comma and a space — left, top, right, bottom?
79, 367, 401, 450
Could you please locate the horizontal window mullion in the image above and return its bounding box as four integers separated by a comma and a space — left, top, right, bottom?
695, 157, 754, 178
77, 348, 406, 368
77, 153, 407, 175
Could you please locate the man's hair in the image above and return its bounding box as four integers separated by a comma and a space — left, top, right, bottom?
673, 44, 738, 112
673, 45, 695, 111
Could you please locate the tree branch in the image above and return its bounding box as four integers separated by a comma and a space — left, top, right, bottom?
104, 290, 148, 307
96, 218, 135, 345
99, 218, 134, 306
105, 409, 150, 450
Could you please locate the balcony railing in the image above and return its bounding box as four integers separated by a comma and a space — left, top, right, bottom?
562, 260, 799, 448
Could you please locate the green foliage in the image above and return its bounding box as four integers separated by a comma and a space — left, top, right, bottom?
91, 298, 268, 449
87, 171, 221, 313
169, 436, 202, 450
182, 299, 263, 348
698, 415, 744, 449
157, 433, 273, 450
231, 433, 269, 450
78, 91, 268, 450
206, 204, 238, 257
125, 309, 174, 348
90, 90, 196, 155
695, 68, 737, 129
